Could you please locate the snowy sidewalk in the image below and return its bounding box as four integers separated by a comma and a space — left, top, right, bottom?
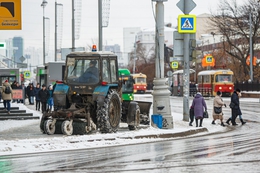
0, 97, 231, 156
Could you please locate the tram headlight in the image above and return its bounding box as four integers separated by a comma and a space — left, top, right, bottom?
219, 87, 222, 90
229, 87, 232, 90
137, 86, 139, 88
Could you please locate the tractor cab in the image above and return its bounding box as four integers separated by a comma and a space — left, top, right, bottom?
64, 51, 119, 95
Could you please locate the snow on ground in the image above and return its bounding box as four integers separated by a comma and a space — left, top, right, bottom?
0, 97, 244, 156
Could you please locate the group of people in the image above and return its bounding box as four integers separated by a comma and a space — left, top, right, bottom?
189, 88, 246, 127
1, 80, 54, 114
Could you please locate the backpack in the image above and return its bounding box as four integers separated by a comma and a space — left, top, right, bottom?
4, 86, 11, 94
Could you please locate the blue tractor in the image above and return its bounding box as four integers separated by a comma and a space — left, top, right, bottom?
40, 51, 151, 135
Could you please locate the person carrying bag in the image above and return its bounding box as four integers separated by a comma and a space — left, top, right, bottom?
191, 92, 207, 127
211, 91, 226, 127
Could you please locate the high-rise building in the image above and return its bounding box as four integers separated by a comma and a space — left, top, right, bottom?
12, 37, 24, 64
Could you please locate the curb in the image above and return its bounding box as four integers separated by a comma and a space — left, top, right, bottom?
119, 127, 208, 139
81, 128, 208, 142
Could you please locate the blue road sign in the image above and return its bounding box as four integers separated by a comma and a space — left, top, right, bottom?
206, 56, 213, 63
24, 71, 31, 78
178, 15, 196, 33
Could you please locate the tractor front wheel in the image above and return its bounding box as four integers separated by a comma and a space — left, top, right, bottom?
44, 119, 56, 135
61, 120, 73, 135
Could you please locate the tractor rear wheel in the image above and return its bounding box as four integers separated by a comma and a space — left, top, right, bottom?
97, 90, 121, 133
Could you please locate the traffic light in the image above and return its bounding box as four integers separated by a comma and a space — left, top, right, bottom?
189, 39, 196, 61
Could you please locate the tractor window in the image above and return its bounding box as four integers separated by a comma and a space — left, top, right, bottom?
66, 58, 99, 84
102, 60, 110, 83
110, 60, 117, 83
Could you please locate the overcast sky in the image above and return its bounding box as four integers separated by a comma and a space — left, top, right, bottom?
1, 0, 245, 51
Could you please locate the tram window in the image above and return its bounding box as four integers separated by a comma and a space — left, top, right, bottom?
203, 75, 210, 83
198, 76, 202, 83
216, 75, 232, 82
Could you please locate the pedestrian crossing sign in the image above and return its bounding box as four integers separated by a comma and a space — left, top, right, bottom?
171, 61, 178, 69
178, 15, 196, 33
206, 55, 213, 63
23, 71, 31, 79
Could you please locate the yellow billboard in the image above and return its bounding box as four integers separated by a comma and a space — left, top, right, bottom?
0, 0, 21, 30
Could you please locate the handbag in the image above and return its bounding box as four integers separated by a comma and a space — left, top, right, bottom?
229, 102, 235, 109
214, 106, 222, 114
203, 110, 209, 118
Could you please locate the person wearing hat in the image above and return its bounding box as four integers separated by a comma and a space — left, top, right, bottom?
26, 83, 35, 105
47, 85, 54, 113
33, 83, 41, 111
1, 80, 13, 114
191, 92, 207, 127
229, 88, 242, 126
78, 60, 99, 83
227, 88, 246, 125
212, 91, 226, 127
38, 84, 50, 113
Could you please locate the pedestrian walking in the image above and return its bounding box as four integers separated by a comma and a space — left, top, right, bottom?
1, 80, 13, 114
47, 85, 54, 113
191, 92, 207, 127
227, 88, 242, 126
26, 83, 35, 105
34, 83, 41, 111
226, 91, 246, 125
212, 91, 226, 127
38, 84, 50, 113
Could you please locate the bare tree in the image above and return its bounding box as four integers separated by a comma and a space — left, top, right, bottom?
210, 0, 260, 81
128, 43, 155, 72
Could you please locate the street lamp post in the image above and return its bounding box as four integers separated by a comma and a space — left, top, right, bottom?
41, 0, 48, 65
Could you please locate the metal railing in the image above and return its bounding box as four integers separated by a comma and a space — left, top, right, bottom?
234, 81, 260, 92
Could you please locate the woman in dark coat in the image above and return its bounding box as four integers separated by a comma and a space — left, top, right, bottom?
27, 83, 35, 105
38, 84, 50, 113
229, 88, 242, 126
34, 83, 41, 111
191, 92, 207, 127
